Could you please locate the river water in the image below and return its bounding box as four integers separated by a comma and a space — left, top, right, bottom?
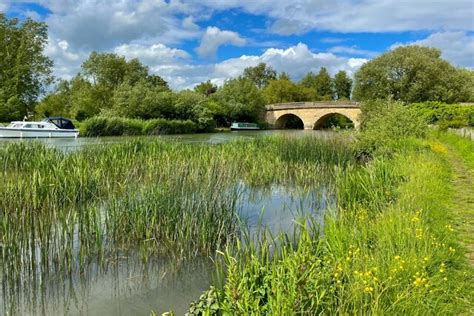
0, 130, 336, 315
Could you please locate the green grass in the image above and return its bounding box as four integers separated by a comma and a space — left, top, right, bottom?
0, 134, 354, 313
189, 135, 474, 314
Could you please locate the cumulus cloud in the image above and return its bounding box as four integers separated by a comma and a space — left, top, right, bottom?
392, 32, 474, 69
114, 43, 191, 65
40, 0, 201, 51
45, 36, 86, 80
196, 0, 474, 34
196, 26, 246, 59
153, 43, 368, 90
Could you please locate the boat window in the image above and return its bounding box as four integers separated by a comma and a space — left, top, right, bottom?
24, 124, 32, 128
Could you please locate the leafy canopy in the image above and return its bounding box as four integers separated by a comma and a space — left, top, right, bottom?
353, 46, 472, 103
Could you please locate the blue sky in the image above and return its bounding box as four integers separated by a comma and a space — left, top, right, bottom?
3, 0, 473, 89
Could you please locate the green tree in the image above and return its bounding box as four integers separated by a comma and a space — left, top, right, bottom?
194, 80, 217, 96
300, 72, 323, 101
35, 80, 71, 117
301, 72, 317, 89
334, 70, 352, 100
264, 78, 299, 104
353, 46, 472, 103
0, 14, 53, 121
242, 63, 277, 89
111, 80, 172, 119
216, 78, 266, 123
314, 67, 334, 100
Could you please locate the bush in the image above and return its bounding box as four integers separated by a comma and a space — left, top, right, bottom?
81, 117, 199, 137
143, 119, 198, 135
357, 100, 427, 155
410, 102, 474, 128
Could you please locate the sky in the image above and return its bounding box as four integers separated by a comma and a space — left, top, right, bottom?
3, 0, 474, 90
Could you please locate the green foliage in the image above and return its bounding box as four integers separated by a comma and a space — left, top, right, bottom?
353, 46, 472, 103
0, 14, 53, 121
80, 116, 198, 136
410, 102, 474, 128
334, 70, 352, 100
242, 63, 277, 89
314, 67, 334, 100
190, 136, 473, 314
194, 80, 217, 96
111, 80, 171, 119
357, 100, 427, 155
215, 77, 266, 123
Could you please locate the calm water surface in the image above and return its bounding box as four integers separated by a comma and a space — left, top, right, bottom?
0, 130, 337, 315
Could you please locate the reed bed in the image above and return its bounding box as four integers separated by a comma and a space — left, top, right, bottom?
189, 135, 473, 314
0, 134, 354, 313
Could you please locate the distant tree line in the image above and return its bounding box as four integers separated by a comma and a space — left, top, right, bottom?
1, 14, 473, 126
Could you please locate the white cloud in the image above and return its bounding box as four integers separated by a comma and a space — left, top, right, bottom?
153, 43, 368, 90
196, 26, 246, 59
392, 32, 474, 68
328, 46, 378, 57
40, 0, 201, 51
196, 0, 474, 34
45, 37, 85, 80
114, 43, 191, 65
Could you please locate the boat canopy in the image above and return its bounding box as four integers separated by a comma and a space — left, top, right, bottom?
43, 117, 76, 130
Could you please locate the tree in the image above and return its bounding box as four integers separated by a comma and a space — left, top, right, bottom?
242, 63, 277, 89
35, 80, 71, 117
314, 67, 334, 100
301, 72, 317, 89
334, 71, 352, 100
264, 78, 299, 104
194, 80, 217, 96
111, 80, 172, 119
300, 72, 323, 101
215, 78, 266, 123
0, 14, 53, 121
353, 45, 472, 103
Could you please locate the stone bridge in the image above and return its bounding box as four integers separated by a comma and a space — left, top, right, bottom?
265, 101, 361, 129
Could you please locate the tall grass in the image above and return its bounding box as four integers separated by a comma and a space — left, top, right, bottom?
0, 134, 354, 313
189, 137, 473, 314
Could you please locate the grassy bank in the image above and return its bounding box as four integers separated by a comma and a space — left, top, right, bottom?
189, 133, 473, 314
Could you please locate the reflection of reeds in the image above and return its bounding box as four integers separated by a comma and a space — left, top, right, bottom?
0, 135, 354, 313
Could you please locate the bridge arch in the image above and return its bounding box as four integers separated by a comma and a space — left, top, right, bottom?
275, 113, 304, 129
313, 112, 355, 130
265, 102, 361, 130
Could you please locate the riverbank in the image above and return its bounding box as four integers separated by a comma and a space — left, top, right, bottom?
189, 131, 474, 314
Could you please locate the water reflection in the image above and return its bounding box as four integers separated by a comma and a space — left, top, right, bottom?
0, 131, 337, 315
0, 130, 337, 151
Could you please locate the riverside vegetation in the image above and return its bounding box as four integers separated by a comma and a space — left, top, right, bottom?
187, 102, 474, 315
1, 102, 473, 314
0, 133, 352, 314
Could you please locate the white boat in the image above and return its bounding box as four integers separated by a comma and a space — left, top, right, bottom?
0, 117, 79, 138
230, 122, 260, 130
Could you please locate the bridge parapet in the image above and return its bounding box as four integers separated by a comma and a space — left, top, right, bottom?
266, 101, 360, 111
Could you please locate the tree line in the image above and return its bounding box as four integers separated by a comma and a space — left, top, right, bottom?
1, 14, 473, 125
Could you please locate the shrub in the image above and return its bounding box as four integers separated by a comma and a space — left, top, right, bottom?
80, 117, 199, 137
143, 119, 198, 135
357, 100, 427, 155
410, 102, 474, 128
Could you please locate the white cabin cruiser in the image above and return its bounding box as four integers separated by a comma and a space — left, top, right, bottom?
0, 117, 79, 138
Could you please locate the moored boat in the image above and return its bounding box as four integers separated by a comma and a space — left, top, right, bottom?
230, 122, 260, 130
0, 117, 79, 138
